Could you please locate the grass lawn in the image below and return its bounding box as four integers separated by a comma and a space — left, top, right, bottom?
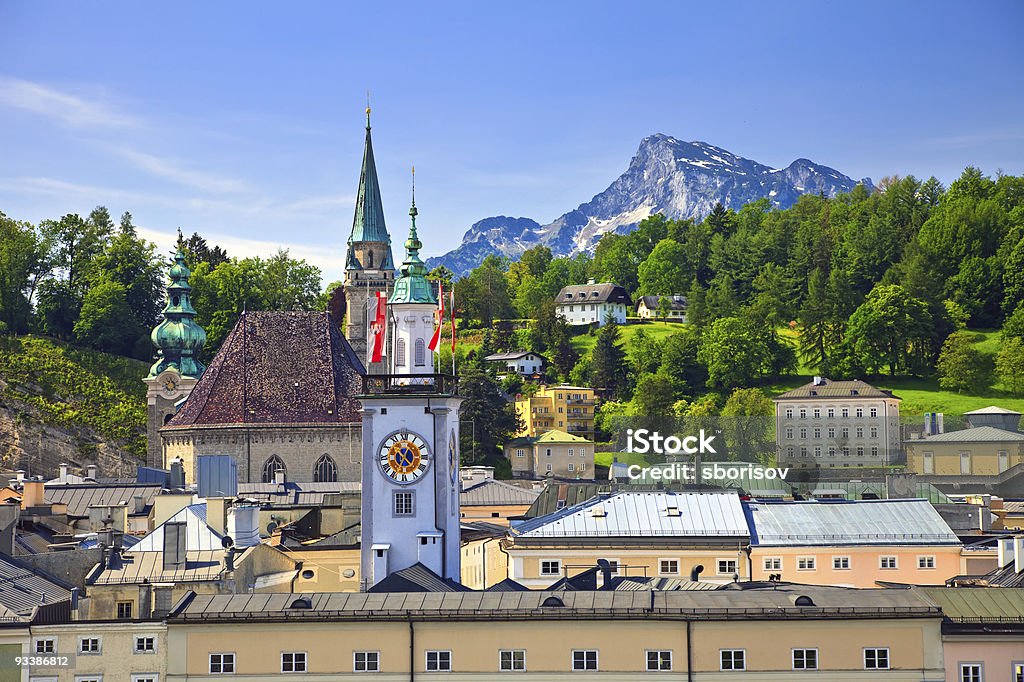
594, 450, 666, 468
572, 320, 690, 355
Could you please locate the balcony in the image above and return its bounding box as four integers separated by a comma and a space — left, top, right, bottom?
566, 398, 595, 406
361, 373, 459, 396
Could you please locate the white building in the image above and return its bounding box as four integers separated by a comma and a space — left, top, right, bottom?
774, 377, 901, 469
484, 350, 545, 377
555, 281, 631, 326
636, 294, 687, 321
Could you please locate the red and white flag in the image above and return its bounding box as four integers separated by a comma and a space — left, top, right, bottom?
428, 282, 444, 353
369, 291, 387, 364
449, 288, 456, 353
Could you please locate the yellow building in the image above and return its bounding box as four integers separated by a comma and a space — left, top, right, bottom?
460, 522, 510, 590
515, 385, 596, 440
905, 426, 1024, 476
29, 621, 167, 682
504, 429, 595, 480
163, 587, 946, 679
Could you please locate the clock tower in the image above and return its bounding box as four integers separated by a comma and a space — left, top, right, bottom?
359, 188, 463, 589
143, 234, 207, 469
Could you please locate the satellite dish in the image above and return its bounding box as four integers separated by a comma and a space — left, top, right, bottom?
266, 521, 279, 535
221, 535, 235, 549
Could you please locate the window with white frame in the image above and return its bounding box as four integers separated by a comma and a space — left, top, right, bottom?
134, 635, 156, 653
79, 637, 101, 654
797, 557, 816, 570
833, 556, 850, 570
354, 651, 379, 672
34, 638, 56, 654
540, 559, 561, 576
515, 449, 525, 457
960, 663, 982, 682
426, 650, 451, 672
394, 491, 414, 516
131, 676, 158, 682
281, 652, 306, 673
864, 648, 889, 669
659, 559, 679, 575
572, 650, 598, 671
880, 556, 897, 569
793, 648, 818, 670
499, 649, 526, 671
646, 650, 672, 671
717, 559, 737, 575
918, 555, 936, 569
720, 649, 745, 671
763, 557, 781, 571
568, 463, 574, 472
210, 653, 235, 674
1012, 662, 1022, 682
75, 677, 102, 682
598, 559, 620, 576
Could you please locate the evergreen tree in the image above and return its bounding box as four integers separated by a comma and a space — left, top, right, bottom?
457, 367, 522, 465
996, 337, 1024, 395
590, 318, 627, 398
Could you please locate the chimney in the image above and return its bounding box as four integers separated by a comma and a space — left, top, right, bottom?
20, 480, 45, 509
274, 468, 286, 487
998, 537, 1015, 568
224, 546, 237, 572
206, 497, 230, 537
690, 564, 704, 582
14, 470, 24, 483
227, 504, 260, 548
169, 459, 186, 490
86, 464, 98, 480
138, 583, 152, 619
1014, 536, 1024, 575
162, 521, 187, 571
597, 559, 613, 587
133, 495, 146, 515
59, 463, 69, 480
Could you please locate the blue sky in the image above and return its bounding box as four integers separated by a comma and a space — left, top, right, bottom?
1, 1, 1022, 283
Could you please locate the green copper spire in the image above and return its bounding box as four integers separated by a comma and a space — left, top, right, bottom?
389, 168, 437, 305
147, 232, 207, 378
346, 106, 396, 271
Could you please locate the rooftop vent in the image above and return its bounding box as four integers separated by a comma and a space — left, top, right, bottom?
812, 376, 827, 386
591, 505, 607, 518
665, 505, 682, 517
792, 595, 815, 607
541, 596, 565, 607
288, 597, 312, 609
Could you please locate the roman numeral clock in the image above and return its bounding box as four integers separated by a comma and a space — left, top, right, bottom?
378, 431, 430, 483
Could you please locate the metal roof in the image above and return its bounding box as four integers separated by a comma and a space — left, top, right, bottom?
637, 295, 687, 310
236, 481, 360, 506
461, 479, 540, 507
918, 426, 1024, 443
133, 503, 224, 552
964, 406, 1022, 416
555, 283, 631, 306
172, 584, 938, 621
746, 499, 960, 546
513, 492, 749, 538
0, 554, 72, 617
89, 549, 229, 585
43, 484, 162, 518
485, 351, 545, 361
920, 587, 1024, 621
774, 378, 895, 400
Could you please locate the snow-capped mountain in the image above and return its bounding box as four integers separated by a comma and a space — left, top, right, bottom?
426, 134, 871, 276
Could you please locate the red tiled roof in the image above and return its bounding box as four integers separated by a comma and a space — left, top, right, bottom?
165, 311, 365, 427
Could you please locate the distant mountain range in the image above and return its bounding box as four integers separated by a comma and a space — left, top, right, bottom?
425, 134, 872, 276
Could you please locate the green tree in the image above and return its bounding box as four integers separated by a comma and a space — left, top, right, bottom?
1004, 303, 1024, 342
427, 265, 455, 291
697, 317, 771, 390
657, 295, 673, 323
74, 280, 137, 355
182, 232, 229, 269
996, 337, 1024, 395
626, 328, 662, 376
630, 371, 677, 420
660, 329, 707, 398
458, 367, 522, 465
590, 319, 627, 398
936, 332, 992, 393
0, 213, 49, 334
845, 284, 932, 376
457, 255, 514, 326
798, 268, 831, 370
637, 239, 690, 296
720, 388, 775, 465
687, 279, 708, 327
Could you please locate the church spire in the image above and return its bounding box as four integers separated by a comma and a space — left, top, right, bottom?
147, 242, 207, 379
390, 167, 436, 305
346, 105, 395, 270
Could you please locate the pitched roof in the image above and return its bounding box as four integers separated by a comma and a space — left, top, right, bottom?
920, 586, 1024, 620
44, 484, 161, 518
236, 481, 361, 506
88, 549, 229, 585
555, 283, 631, 306
964, 406, 1022, 416
166, 311, 365, 427
745, 499, 960, 546
637, 295, 687, 310
366, 563, 470, 593
133, 503, 224, 552
919, 426, 1024, 443
536, 429, 590, 444
485, 351, 545, 361
347, 121, 394, 252
774, 378, 895, 400
461, 479, 540, 507
514, 492, 749, 539
0, 554, 72, 617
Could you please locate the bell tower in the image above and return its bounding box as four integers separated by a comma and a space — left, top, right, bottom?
143, 233, 207, 469
359, 185, 462, 589
343, 107, 396, 372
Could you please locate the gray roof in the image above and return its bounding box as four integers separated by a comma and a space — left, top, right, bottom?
44, 484, 162, 517
746, 499, 960, 546
513, 492, 749, 538
917, 426, 1024, 443
964, 406, 1022, 416
637, 295, 687, 310
133, 504, 223, 552
237, 481, 361, 506
0, 554, 72, 617
171, 584, 938, 621
774, 378, 895, 400
461, 479, 541, 507
556, 283, 631, 306
485, 351, 545, 362
89, 549, 231, 585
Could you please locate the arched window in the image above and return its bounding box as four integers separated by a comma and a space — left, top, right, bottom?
414, 338, 426, 366
396, 338, 406, 367
367, 250, 375, 268
313, 454, 338, 483
262, 455, 286, 483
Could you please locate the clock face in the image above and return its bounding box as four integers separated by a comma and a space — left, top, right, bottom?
162, 375, 178, 392
378, 431, 431, 484
448, 429, 458, 488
